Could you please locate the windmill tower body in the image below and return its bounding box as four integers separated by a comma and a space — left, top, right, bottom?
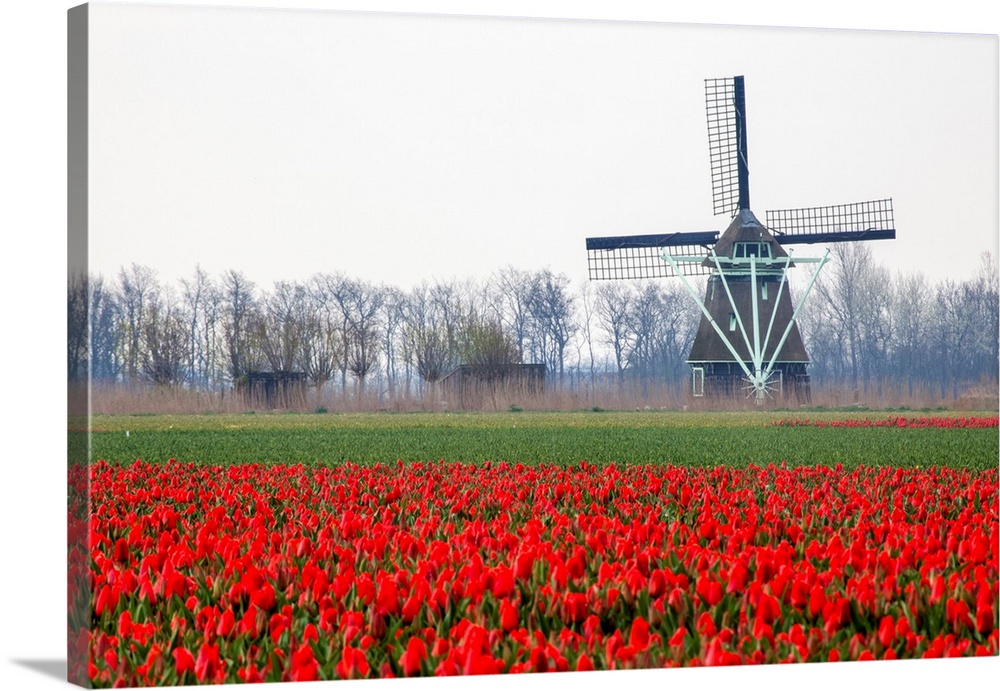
685, 210, 812, 401
584, 75, 895, 405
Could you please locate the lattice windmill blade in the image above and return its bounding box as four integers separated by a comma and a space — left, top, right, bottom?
705, 76, 750, 217
585, 231, 718, 280
767, 199, 895, 245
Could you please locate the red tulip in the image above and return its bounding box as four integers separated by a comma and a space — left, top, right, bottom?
756, 592, 781, 627
250, 582, 276, 612
376, 576, 400, 615
399, 637, 427, 676
215, 608, 235, 637
500, 599, 518, 632
172, 647, 195, 677
514, 552, 535, 581
976, 602, 995, 635
195, 642, 223, 683
336, 646, 370, 679
291, 643, 319, 682
563, 592, 588, 623
877, 616, 895, 649
697, 611, 717, 638
629, 616, 650, 650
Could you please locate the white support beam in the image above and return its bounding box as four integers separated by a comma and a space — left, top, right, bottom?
761, 254, 793, 364
662, 252, 755, 381
750, 255, 762, 374
763, 249, 830, 381
709, 250, 756, 364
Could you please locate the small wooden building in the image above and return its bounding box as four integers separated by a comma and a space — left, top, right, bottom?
439, 363, 546, 410
237, 371, 308, 409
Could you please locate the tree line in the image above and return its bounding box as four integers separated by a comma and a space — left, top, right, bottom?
799, 246, 998, 401
68, 248, 998, 407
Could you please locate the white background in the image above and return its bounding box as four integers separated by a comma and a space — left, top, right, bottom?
1, 2, 998, 691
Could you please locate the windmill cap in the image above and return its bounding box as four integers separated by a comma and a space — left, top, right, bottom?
703, 208, 791, 267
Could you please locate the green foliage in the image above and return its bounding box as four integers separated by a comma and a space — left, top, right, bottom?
460, 315, 521, 378
90, 411, 998, 470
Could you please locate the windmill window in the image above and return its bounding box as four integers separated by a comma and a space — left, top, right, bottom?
762, 282, 769, 300
735, 242, 769, 258
692, 367, 705, 397
729, 313, 737, 331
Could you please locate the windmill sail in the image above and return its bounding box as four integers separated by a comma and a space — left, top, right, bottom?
767, 199, 896, 244
705, 76, 749, 216
586, 231, 717, 280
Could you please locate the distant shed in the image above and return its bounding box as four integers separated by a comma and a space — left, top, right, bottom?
237, 371, 307, 409
440, 363, 546, 410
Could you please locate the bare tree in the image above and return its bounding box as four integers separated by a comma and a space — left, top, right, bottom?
797, 293, 843, 388
90, 274, 121, 382
891, 271, 929, 398
381, 286, 407, 403
594, 282, 636, 388
220, 270, 261, 382
626, 282, 664, 398
932, 279, 981, 398
117, 264, 158, 382
622, 282, 697, 399
857, 263, 894, 395
404, 281, 458, 403
335, 279, 384, 401
313, 273, 354, 396
179, 266, 220, 387
814, 243, 876, 391
660, 282, 701, 391
487, 267, 535, 362
302, 277, 342, 403
577, 281, 599, 394
527, 269, 577, 386
257, 280, 308, 374
141, 286, 187, 387
430, 279, 471, 359
971, 252, 1000, 376
804, 251, 997, 401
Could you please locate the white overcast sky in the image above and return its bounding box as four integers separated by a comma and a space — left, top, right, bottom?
86, 2, 998, 292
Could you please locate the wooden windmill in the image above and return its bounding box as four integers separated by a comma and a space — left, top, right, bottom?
585, 76, 896, 404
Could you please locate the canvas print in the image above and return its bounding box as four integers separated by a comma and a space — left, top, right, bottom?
67, 2, 999, 688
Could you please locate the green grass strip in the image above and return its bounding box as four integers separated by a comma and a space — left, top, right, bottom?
89, 411, 998, 470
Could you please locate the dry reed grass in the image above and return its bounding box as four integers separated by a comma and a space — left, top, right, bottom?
88, 377, 997, 415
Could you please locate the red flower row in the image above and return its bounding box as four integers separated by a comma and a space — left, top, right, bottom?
769, 416, 999, 428
73, 460, 999, 686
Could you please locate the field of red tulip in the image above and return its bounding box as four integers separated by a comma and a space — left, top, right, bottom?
71, 411, 999, 686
